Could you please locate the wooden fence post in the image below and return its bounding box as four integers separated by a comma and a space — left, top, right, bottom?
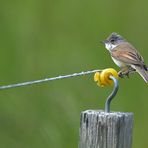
79, 110, 133, 148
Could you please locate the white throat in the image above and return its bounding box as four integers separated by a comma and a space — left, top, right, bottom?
105, 43, 118, 51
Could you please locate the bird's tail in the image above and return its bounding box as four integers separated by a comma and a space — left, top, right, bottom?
134, 65, 148, 83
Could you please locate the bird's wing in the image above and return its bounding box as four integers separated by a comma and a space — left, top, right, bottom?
111, 43, 145, 66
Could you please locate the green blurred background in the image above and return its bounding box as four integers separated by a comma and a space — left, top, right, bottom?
0, 0, 147, 147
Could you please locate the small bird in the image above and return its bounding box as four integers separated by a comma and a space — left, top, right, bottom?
101, 32, 148, 83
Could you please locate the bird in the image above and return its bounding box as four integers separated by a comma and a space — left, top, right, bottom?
101, 32, 148, 83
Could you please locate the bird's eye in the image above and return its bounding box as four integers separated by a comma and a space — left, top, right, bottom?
110, 39, 115, 43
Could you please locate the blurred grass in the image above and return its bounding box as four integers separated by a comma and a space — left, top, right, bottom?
0, 0, 148, 147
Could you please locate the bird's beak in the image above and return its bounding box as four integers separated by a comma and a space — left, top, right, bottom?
100, 40, 107, 44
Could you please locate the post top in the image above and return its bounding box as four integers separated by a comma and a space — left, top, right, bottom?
82, 110, 133, 117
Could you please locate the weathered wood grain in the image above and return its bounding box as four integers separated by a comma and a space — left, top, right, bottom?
79, 110, 133, 148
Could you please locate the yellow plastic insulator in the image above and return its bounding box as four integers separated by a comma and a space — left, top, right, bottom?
94, 68, 118, 87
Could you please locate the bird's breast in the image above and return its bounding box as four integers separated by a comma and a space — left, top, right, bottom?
111, 57, 126, 67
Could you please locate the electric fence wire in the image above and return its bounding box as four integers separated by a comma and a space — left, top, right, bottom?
0, 69, 101, 90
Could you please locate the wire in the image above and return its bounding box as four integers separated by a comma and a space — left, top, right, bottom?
0, 69, 101, 90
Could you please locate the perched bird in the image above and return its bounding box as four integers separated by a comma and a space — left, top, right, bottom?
101, 32, 148, 83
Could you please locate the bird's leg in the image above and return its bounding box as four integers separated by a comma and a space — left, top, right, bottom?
127, 67, 136, 75
118, 67, 128, 78
118, 66, 135, 78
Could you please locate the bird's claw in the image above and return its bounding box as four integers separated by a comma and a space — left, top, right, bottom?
118, 71, 129, 78
118, 67, 136, 78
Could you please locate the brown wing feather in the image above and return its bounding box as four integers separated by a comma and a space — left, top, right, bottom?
111, 42, 145, 66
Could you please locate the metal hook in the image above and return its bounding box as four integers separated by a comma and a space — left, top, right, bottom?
105, 75, 119, 112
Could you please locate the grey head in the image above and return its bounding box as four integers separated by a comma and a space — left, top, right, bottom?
102, 32, 126, 51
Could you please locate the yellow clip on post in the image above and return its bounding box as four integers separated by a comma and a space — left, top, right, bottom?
94, 68, 118, 87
